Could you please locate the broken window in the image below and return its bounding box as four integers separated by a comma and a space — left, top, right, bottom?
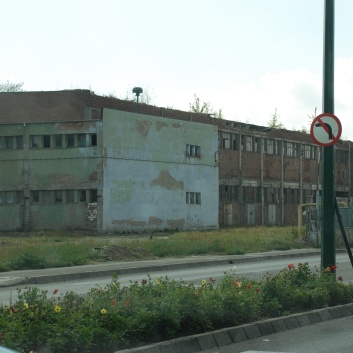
90, 134, 97, 146
66, 135, 75, 148
79, 190, 86, 202
55, 191, 63, 203
90, 189, 98, 202
30, 135, 41, 148
16, 136, 23, 149
43, 135, 51, 148
66, 190, 75, 203
31, 191, 39, 203
55, 135, 63, 148
78, 134, 86, 147
43, 191, 51, 204
5, 192, 14, 204
5, 137, 14, 149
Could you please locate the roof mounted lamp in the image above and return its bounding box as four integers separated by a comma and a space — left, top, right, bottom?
132, 87, 143, 112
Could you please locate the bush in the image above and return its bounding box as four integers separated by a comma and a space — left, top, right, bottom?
0, 264, 352, 353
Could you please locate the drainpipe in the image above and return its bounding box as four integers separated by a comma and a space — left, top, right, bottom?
260, 137, 264, 225
280, 140, 284, 225
238, 133, 243, 226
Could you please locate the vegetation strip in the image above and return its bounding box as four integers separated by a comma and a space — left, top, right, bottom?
1, 263, 352, 353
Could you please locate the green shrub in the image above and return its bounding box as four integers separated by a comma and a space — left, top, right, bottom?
1, 263, 352, 353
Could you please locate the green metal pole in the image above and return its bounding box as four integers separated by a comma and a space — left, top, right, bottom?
321, 0, 336, 270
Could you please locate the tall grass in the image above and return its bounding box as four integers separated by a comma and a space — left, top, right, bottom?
0, 227, 308, 271
137, 226, 307, 257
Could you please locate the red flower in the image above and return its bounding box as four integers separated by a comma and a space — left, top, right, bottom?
210, 277, 216, 283
288, 264, 294, 271
141, 279, 147, 286
247, 284, 253, 290
338, 276, 343, 282
331, 265, 337, 271
255, 288, 260, 293
111, 300, 115, 306
53, 289, 59, 295
9, 306, 15, 313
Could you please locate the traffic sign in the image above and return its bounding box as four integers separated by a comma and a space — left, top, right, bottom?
310, 113, 342, 147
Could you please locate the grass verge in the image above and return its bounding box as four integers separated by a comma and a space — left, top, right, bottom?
0, 226, 308, 271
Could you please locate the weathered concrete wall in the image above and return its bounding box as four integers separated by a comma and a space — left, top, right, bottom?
0, 121, 102, 231
102, 109, 219, 232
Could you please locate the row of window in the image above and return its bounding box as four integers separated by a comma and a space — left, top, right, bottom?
1, 190, 202, 205
219, 132, 330, 160
219, 185, 315, 204
0, 190, 98, 205
0, 134, 97, 150
31, 189, 98, 204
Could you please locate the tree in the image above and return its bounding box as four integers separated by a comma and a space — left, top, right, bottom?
0, 80, 24, 92
189, 94, 223, 119
267, 107, 284, 129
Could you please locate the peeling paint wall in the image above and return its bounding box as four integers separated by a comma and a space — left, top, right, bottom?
0, 121, 102, 231
102, 109, 219, 232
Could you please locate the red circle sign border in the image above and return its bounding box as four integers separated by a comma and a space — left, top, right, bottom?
310, 113, 342, 147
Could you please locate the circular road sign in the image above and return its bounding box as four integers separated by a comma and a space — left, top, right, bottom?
310, 113, 342, 147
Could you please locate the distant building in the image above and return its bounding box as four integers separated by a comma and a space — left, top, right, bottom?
0, 90, 351, 232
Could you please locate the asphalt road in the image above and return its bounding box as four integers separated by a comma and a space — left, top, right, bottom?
1, 252, 353, 305
200, 316, 353, 353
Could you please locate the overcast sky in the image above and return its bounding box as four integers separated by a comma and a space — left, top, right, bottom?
2, 0, 353, 140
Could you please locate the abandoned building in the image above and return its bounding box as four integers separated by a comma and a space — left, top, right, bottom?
0, 90, 351, 232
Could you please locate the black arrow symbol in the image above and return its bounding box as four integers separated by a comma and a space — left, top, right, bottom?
315, 122, 333, 140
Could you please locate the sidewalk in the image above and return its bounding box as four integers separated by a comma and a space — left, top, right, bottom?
0, 248, 326, 288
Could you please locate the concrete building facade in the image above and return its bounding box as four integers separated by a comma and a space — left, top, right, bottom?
0, 89, 351, 232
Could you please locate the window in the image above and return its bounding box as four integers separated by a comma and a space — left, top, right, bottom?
5, 137, 14, 149
43, 135, 51, 148
5, 192, 14, 204
186, 144, 201, 158
90, 134, 97, 146
31, 135, 41, 148
221, 132, 230, 149
78, 134, 86, 147
43, 191, 51, 204
79, 190, 86, 202
255, 137, 261, 153
337, 150, 348, 164
55, 135, 63, 148
245, 136, 253, 152
66, 135, 75, 147
266, 139, 274, 154
16, 136, 23, 149
186, 192, 201, 205
90, 189, 98, 202
31, 191, 39, 203
55, 190, 63, 203
67, 190, 75, 203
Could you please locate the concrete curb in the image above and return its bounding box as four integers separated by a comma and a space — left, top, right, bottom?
115, 303, 353, 353
0, 249, 328, 287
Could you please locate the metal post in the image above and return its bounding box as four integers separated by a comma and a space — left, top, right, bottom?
321, 0, 336, 270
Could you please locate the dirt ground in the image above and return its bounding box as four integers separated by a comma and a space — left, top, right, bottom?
94, 244, 157, 262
